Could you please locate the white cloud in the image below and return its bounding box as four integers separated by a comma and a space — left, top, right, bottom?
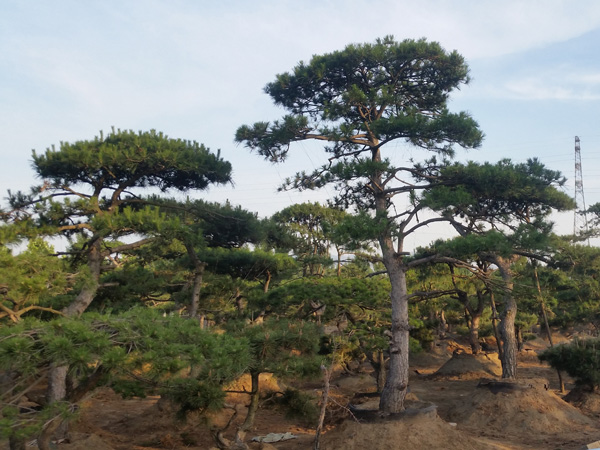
488, 66, 600, 101
399, 0, 600, 59
3, 0, 600, 228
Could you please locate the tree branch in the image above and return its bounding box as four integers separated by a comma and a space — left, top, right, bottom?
102, 237, 157, 255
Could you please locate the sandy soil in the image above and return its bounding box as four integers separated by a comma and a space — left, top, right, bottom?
6, 336, 600, 450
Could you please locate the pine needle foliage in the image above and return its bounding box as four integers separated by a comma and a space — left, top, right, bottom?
0, 309, 249, 440
539, 338, 600, 390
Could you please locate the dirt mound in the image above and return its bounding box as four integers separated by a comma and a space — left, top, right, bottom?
564, 387, 600, 417
55, 433, 114, 450
320, 407, 484, 450
431, 352, 502, 380
334, 373, 377, 395
446, 378, 596, 435
225, 373, 282, 403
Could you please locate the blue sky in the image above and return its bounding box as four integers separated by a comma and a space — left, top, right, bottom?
2, 0, 600, 249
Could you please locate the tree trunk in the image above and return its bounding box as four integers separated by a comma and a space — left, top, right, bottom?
494, 257, 518, 379
189, 264, 205, 319
365, 350, 387, 393
263, 270, 271, 293
241, 371, 260, 431
44, 240, 103, 446
38, 364, 69, 450
46, 364, 68, 402
459, 288, 484, 355
314, 365, 331, 450
38, 420, 63, 450
234, 288, 245, 314
490, 292, 504, 360
376, 350, 386, 393
516, 326, 524, 352
185, 243, 207, 319
62, 239, 102, 317
499, 303, 518, 379
437, 309, 447, 338
469, 314, 482, 355
379, 259, 409, 414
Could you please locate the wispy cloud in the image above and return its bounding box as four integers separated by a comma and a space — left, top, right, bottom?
483, 66, 600, 101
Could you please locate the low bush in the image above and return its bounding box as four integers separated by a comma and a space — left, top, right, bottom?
539, 338, 600, 390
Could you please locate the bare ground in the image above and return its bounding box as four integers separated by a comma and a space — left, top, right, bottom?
6, 336, 600, 450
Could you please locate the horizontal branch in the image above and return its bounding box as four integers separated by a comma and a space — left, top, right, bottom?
408, 289, 458, 302
102, 237, 157, 255
403, 216, 453, 237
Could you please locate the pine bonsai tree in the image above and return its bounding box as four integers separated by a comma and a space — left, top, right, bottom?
236, 36, 483, 413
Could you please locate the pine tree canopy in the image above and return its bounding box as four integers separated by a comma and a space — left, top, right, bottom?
33, 128, 232, 192
236, 36, 483, 168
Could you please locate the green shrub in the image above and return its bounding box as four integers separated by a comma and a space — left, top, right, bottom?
409, 337, 424, 354
280, 388, 318, 425
409, 317, 434, 350
539, 338, 600, 390
523, 333, 537, 342
478, 322, 495, 338
454, 325, 469, 336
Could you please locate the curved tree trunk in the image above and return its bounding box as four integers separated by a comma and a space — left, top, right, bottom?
43, 239, 103, 448
62, 239, 102, 317
263, 270, 272, 293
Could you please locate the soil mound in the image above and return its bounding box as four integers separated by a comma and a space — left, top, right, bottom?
225, 373, 282, 403
320, 407, 483, 450
431, 352, 502, 380
56, 433, 114, 450
446, 378, 596, 435
564, 387, 600, 417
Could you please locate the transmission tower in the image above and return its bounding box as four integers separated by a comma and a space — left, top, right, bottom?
574, 136, 590, 241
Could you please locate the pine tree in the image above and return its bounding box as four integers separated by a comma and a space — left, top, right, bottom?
3, 129, 232, 318
421, 159, 574, 377
236, 37, 483, 413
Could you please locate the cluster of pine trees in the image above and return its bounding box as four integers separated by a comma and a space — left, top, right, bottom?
2, 37, 600, 449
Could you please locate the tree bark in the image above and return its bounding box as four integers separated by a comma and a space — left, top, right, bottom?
438, 309, 447, 338
365, 350, 387, 393
241, 371, 260, 431
263, 270, 271, 293
379, 256, 409, 414
62, 239, 102, 317
314, 365, 331, 450
494, 256, 518, 379
376, 350, 386, 393
490, 292, 504, 360
39, 364, 69, 450
499, 304, 518, 379
469, 315, 482, 355
44, 239, 103, 447
46, 364, 68, 403
190, 267, 206, 318
184, 242, 207, 319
